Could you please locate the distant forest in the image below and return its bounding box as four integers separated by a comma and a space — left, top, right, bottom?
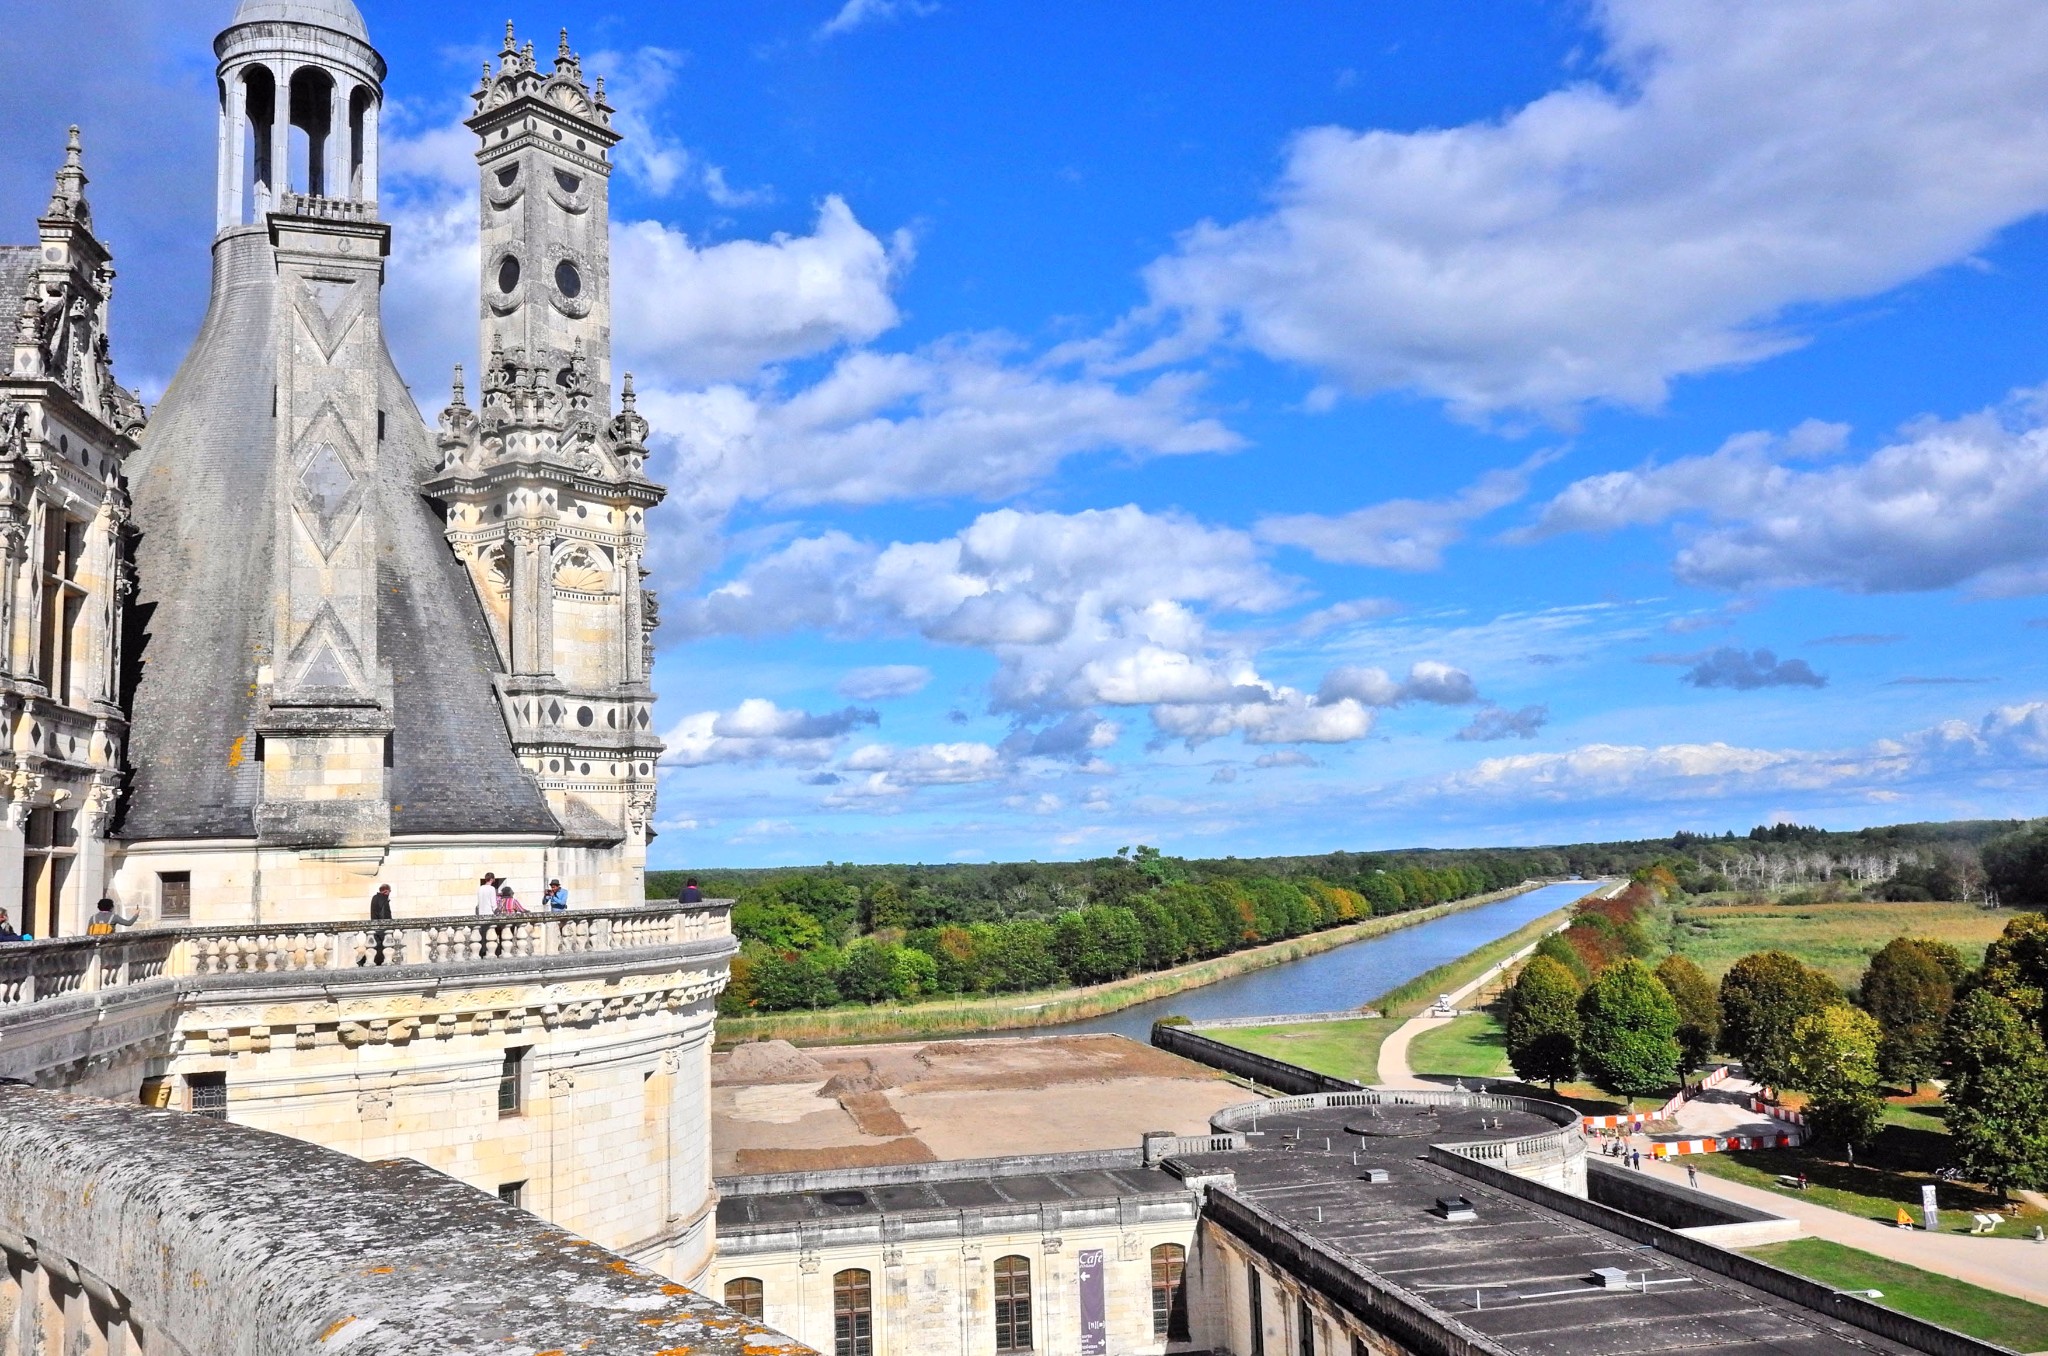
649, 817, 2029, 916
648, 818, 2046, 1016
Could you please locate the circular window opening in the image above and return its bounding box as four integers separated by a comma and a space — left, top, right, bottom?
555, 261, 582, 299
497, 255, 522, 293
577, 706, 595, 728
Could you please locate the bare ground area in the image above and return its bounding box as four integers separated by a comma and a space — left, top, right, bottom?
711, 1034, 1254, 1176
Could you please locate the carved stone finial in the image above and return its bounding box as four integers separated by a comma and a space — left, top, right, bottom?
451, 364, 468, 408
504, 19, 517, 52
45, 125, 90, 224
559, 27, 572, 59
620, 371, 638, 410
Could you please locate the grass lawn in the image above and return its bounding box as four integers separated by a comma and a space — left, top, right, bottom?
1211, 1018, 1391, 1086
1688, 1148, 2045, 1239
1744, 1239, 2048, 1351
1407, 1010, 1511, 1078
1668, 899, 2020, 987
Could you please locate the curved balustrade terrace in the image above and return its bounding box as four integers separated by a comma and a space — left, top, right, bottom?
1208, 1085, 1587, 1186
0, 901, 732, 1006
0, 1085, 811, 1356
0, 902, 734, 1083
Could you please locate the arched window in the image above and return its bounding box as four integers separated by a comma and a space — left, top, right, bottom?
1152, 1243, 1188, 1341
833, 1269, 873, 1356
724, 1277, 764, 1322
993, 1255, 1033, 1353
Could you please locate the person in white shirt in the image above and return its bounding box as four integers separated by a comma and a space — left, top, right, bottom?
476, 873, 500, 916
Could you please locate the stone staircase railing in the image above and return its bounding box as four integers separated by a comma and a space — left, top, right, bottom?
0, 902, 732, 1008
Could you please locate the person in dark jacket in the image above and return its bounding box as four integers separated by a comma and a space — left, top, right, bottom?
680, 878, 703, 903
0, 909, 21, 942
370, 885, 394, 920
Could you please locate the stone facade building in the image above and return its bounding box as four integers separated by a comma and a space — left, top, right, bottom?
0, 131, 145, 942
0, 0, 666, 932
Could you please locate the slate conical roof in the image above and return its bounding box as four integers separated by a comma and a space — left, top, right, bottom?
118, 230, 559, 842
229, 0, 371, 42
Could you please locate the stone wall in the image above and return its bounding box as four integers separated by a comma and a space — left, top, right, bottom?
0, 903, 732, 1287
0, 1085, 813, 1356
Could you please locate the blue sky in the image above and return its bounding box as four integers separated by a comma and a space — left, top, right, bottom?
6, 0, 2048, 866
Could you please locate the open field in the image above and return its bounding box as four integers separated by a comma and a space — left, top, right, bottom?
1406, 1010, 1511, 1078
1210, 1018, 1391, 1086
710, 1034, 1250, 1176
1744, 1239, 2048, 1351
1668, 899, 2021, 986
716, 882, 1546, 1046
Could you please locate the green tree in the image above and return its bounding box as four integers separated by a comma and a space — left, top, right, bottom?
1505, 955, 1581, 1089
1533, 933, 1592, 986
748, 950, 842, 1011
1983, 823, 2048, 909
1788, 1005, 1885, 1152
1576, 957, 1682, 1099
1718, 950, 1841, 1093
861, 880, 912, 934
731, 897, 824, 952
1977, 912, 2048, 1034
1654, 954, 1720, 1076
1859, 938, 1957, 1092
837, 940, 902, 1005
1941, 987, 2048, 1192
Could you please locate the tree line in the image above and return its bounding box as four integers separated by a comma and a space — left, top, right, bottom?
1505, 868, 2048, 1191
713, 847, 1526, 1015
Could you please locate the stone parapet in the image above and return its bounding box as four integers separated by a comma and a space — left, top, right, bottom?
0, 1085, 812, 1356
0, 900, 730, 1006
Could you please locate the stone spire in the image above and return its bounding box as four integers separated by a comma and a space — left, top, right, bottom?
43, 127, 91, 227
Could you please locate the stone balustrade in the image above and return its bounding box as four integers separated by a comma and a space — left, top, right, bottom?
0, 1085, 812, 1356
276, 190, 378, 221
0, 902, 732, 1008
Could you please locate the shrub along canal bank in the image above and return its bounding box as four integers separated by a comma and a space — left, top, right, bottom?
714, 880, 1575, 1047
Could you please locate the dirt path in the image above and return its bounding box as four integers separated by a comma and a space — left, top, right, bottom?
1375, 926, 1567, 1087
1637, 1152, 2048, 1306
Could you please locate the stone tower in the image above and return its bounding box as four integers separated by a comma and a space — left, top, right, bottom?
113, 0, 634, 921
423, 23, 667, 896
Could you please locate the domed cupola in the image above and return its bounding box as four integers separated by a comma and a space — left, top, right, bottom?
213, 0, 386, 230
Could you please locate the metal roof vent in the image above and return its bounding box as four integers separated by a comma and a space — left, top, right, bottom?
1360, 1168, 1391, 1184
1592, 1267, 1632, 1289
1434, 1195, 1476, 1222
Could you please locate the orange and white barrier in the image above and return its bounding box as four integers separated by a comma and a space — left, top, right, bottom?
1749, 1099, 1807, 1127
1649, 1132, 1798, 1158
1583, 1112, 1650, 1132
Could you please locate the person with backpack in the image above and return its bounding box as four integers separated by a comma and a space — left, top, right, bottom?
87, 899, 137, 936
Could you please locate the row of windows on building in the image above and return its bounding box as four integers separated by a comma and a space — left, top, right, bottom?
722, 1247, 1190, 1356
1245, 1261, 1368, 1356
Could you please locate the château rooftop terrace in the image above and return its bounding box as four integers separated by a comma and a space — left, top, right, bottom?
1173, 1097, 1954, 1356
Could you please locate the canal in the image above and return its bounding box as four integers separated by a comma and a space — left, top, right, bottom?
1035, 878, 1606, 1040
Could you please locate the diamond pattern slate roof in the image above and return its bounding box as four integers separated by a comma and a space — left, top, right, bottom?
118, 229, 558, 841
0, 247, 38, 319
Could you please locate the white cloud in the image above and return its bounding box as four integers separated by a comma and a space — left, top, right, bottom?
837, 665, 932, 700
829, 741, 1005, 802
1137, 0, 2048, 418
1526, 393, 2048, 595
1455, 704, 1549, 742
660, 699, 878, 767
616, 198, 908, 385
1422, 701, 2048, 804
672, 505, 1479, 750
1254, 750, 1320, 769
1318, 661, 1479, 708
817, 0, 939, 40
1258, 454, 1553, 569
644, 339, 1240, 522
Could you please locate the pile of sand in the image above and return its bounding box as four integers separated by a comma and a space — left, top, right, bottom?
716, 1039, 828, 1086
